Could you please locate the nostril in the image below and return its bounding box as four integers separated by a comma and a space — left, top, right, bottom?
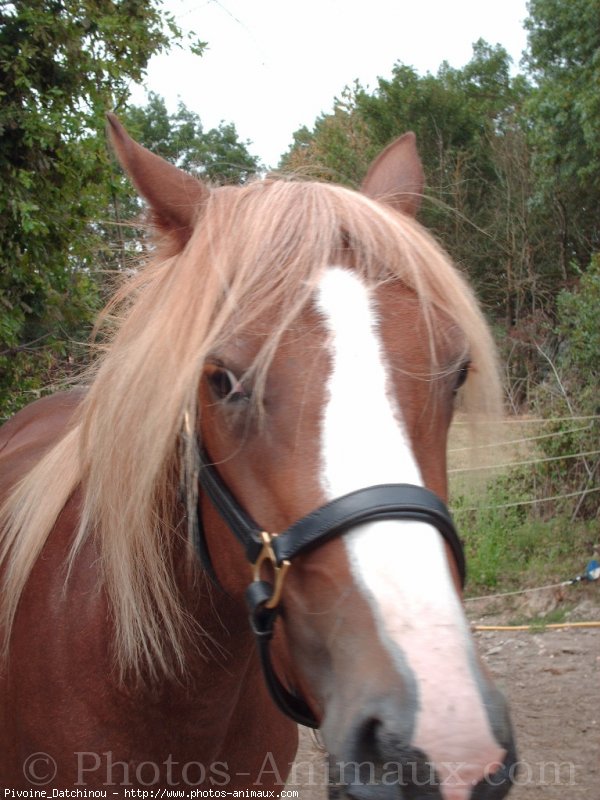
354, 714, 424, 772
347, 712, 423, 764
348, 703, 416, 760
355, 716, 382, 760
331, 714, 434, 799
329, 706, 433, 797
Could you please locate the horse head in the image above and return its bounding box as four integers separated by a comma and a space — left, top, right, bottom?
105, 116, 516, 800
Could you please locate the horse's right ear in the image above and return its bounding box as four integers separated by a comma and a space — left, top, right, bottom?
107, 113, 208, 250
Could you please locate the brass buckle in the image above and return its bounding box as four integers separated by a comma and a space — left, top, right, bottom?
253, 531, 291, 609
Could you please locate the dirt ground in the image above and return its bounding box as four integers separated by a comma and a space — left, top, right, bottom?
286, 589, 600, 799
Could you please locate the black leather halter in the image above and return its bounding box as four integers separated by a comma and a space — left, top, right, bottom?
197, 450, 465, 729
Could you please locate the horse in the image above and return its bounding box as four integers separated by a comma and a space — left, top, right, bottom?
0, 116, 516, 799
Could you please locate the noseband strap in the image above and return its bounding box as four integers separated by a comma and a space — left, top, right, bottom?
197, 450, 465, 728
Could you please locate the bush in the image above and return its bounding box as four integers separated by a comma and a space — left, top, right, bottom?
526, 256, 600, 519
454, 472, 597, 594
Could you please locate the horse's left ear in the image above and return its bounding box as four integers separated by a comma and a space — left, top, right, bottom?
107, 113, 208, 250
360, 132, 424, 217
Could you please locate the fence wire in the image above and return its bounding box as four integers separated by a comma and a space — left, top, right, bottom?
449, 448, 600, 474
455, 485, 600, 513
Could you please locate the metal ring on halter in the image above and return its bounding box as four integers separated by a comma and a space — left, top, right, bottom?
252, 532, 291, 610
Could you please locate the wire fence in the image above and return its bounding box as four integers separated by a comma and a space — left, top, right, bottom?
449, 414, 600, 514
448, 421, 595, 453
451, 413, 600, 425
449, 448, 600, 475
457, 485, 600, 513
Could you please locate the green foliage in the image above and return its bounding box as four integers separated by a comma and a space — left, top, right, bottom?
525, 0, 600, 171
454, 473, 596, 594
556, 255, 600, 377
124, 92, 259, 184
522, 256, 600, 519
524, 0, 600, 270
486, 257, 600, 529
360, 39, 520, 153
0, 0, 189, 419
453, 473, 527, 589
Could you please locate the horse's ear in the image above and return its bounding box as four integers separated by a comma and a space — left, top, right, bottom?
360, 132, 424, 217
107, 113, 208, 249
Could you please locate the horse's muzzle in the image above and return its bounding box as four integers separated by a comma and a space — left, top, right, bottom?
324, 698, 518, 800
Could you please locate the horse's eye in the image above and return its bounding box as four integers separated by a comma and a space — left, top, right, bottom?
453, 361, 471, 394
207, 367, 248, 403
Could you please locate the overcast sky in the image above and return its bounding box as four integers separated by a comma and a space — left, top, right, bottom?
130, 0, 530, 168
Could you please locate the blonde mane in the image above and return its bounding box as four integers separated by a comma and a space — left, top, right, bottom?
0, 178, 500, 680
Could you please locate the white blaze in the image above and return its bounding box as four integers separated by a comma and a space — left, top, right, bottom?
315, 267, 504, 799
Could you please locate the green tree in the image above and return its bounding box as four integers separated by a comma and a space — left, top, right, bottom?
0, 0, 199, 420
496, 0, 600, 410
124, 92, 259, 183
524, 0, 600, 274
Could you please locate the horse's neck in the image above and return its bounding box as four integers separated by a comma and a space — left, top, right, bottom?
0, 390, 85, 499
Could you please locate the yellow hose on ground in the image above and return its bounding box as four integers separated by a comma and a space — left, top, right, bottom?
473, 621, 600, 631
